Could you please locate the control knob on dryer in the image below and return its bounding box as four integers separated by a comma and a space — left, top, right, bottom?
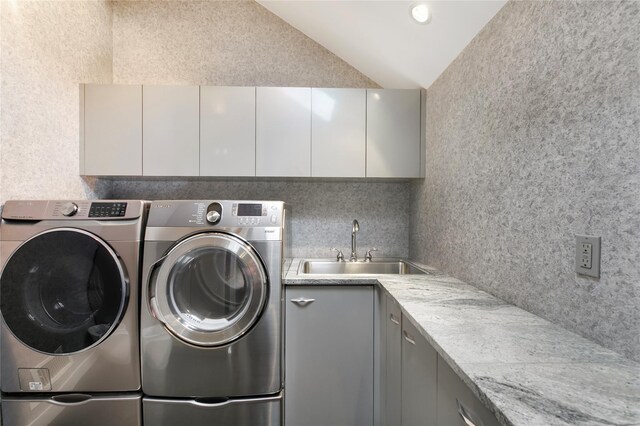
61, 202, 78, 217
206, 202, 223, 224
206, 210, 221, 224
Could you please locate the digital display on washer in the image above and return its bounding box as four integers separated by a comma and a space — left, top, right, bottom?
237, 203, 263, 216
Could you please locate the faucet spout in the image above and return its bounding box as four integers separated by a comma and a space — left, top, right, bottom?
350, 220, 360, 261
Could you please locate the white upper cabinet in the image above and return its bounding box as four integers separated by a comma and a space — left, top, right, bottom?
200, 86, 256, 177
256, 87, 311, 177
143, 85, 199, 176
312, 88, 366, 177
367, 89, 421, 178
81, 85, 422, 179
81, 84, 142, 176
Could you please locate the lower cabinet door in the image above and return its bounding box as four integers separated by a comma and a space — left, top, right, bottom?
401, 317, 437, 426
436, 355, 500, 426
285, 286, 374, 426
385, 293, 403, 425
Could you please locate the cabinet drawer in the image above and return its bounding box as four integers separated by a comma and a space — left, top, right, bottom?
437, 355, 500, 426
385, 294, 402, 425
402, 317, 437, 426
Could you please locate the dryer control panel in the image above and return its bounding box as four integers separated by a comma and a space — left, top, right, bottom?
232, 202, 281, 226
147, 200, 286, 229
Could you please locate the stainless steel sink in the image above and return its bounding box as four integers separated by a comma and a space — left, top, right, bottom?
298, 259, 429, 275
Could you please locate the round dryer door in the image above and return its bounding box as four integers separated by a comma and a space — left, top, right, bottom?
149, 232, 268, 347
0, 229, 128, 355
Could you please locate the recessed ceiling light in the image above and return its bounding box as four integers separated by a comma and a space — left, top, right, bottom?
410, 3, 430, 24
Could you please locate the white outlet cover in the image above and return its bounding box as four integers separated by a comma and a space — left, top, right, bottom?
575, 235, 601, 278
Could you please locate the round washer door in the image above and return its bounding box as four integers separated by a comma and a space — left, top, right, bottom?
0, 229, 128, 355
149, 232, 268, 347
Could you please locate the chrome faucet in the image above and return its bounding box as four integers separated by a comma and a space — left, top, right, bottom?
350, 219, 360, 261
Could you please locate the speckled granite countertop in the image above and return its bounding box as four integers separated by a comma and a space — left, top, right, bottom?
283, 259, 640, 426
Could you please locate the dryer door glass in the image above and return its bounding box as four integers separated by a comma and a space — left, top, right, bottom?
151, 232, 268, 347
0, 229, 127, 354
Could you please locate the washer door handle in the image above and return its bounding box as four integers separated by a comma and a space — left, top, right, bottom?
146, 254, 168, 323
149, 296, 164, 325
291, 297, 315, 307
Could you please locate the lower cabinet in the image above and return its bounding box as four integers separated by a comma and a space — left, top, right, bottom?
285, 286, 374, 426
401, 316, 438, 426
385, 294, 402, 425
437, 355, 500, 426
382, 292, 499, 426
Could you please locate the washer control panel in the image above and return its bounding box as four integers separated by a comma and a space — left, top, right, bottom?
0, 200, 144, 221
88, 202, 128, 218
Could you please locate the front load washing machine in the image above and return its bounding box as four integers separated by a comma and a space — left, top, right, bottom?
0, 200, 147, 425
141, 200, 289, 426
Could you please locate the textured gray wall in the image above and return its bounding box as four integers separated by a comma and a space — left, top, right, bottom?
112, 0, 376, 87
0, 1, 112, 202
410, 1, 640, 361
106, 1, 409, 258
108, 179, 409, 258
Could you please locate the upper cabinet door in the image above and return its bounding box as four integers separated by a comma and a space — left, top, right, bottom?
367, 89, 421, 178
143, 85, 199, 176
200, 86, 256, 177
82, 84, 142, 176
312, 88, 366, 177
256, 87, 311, 177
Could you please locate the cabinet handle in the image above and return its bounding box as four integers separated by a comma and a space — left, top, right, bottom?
402, 330, 416, 345
389, 313, 400, 325
291, 297, 315, 306
456, 399, 479, 426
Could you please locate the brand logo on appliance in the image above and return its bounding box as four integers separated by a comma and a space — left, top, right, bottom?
154, 203, 173, 209
265, 229, 275, 233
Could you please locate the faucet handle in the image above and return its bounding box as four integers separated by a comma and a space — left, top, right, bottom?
330, 247, 345, 262
364, 248, 378, 262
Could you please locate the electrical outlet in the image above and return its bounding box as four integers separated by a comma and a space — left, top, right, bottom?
580, 243, 592, 268
575, 235, 600, 278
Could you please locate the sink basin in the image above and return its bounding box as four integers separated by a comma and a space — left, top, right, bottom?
299, 259, 429, 275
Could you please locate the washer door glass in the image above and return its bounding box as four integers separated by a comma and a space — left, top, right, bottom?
0, 229, 127, 355
150, 232, 268, 347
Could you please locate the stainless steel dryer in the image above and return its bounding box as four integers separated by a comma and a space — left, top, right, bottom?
141, 200, 289, 426
0, 200, 146, 425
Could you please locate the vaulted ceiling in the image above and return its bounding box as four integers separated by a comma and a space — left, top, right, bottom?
258, 0, 507, 89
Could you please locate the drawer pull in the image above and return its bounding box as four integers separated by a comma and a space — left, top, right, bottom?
389, 313, 400, 325
403, 330, 416, 345
456, 399, 479, 426
291, 297, 315, 306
